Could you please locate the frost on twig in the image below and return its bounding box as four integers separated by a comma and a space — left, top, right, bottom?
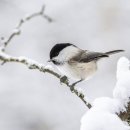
0, 5, 92, 109
0, 5, 53, 50
0, 50, 92, 109
0, 50, 60, 78
74, 87, 92, 109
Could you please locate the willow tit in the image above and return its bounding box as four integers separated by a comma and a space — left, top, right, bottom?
49, 43, 124, 84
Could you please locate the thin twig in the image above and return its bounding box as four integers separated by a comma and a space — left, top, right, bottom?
0, 5, 92, 109
0, 51, 92, 109
0, 5, 53, 50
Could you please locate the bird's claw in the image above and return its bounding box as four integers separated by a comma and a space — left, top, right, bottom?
70, 79, 83, 92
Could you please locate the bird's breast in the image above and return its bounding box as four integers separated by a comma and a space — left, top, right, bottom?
57, 61, 97, 81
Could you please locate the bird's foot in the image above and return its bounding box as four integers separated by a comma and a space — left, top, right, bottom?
70, 79, 83, 92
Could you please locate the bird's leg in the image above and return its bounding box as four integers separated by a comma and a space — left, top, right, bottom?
70, 79, 83, 92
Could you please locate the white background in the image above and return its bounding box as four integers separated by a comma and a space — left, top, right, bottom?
0, 0, 130, 130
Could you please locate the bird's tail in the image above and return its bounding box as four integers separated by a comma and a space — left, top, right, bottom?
105, 50, 124, 55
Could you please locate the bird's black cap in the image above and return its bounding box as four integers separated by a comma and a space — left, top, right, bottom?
50, 43, 73, 59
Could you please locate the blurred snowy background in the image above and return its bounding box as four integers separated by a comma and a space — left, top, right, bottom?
0, 0, 130, 130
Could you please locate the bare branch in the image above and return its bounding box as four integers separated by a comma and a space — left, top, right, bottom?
0, 51, 92, 109
0, 5, 53, 50
0, 5, 92, 109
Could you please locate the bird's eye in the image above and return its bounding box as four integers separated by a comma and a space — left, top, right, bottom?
52, 60, 57, 64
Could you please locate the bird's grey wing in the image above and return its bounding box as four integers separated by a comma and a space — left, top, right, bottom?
71, 51, 109, 63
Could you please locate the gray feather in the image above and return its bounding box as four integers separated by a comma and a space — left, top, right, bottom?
70, 51, 108, 63
70, 49, 124, 63
105, 50, 124, 55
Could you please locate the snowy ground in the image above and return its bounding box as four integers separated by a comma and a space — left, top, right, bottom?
0, 0, 130, 130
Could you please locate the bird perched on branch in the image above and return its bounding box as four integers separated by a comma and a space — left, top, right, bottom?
49, 43, 124, 85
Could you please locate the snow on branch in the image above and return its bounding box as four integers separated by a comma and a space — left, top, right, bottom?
114, 57, 130, 122
0, 50, 92, 109
0, 5, 92, 109
80, 57, 130, 130
0, 5, 52, 51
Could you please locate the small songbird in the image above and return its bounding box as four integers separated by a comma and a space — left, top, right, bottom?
49, 43, 124, 85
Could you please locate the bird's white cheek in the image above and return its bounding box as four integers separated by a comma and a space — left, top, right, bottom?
57, 46, 81, 61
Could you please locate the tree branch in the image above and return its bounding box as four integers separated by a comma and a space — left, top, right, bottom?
0, 5, 52, 50
0, 50, 92, 109
0, 4, 92, 109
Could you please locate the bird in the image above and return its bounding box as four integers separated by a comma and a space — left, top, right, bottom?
49, 43, 124, 86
